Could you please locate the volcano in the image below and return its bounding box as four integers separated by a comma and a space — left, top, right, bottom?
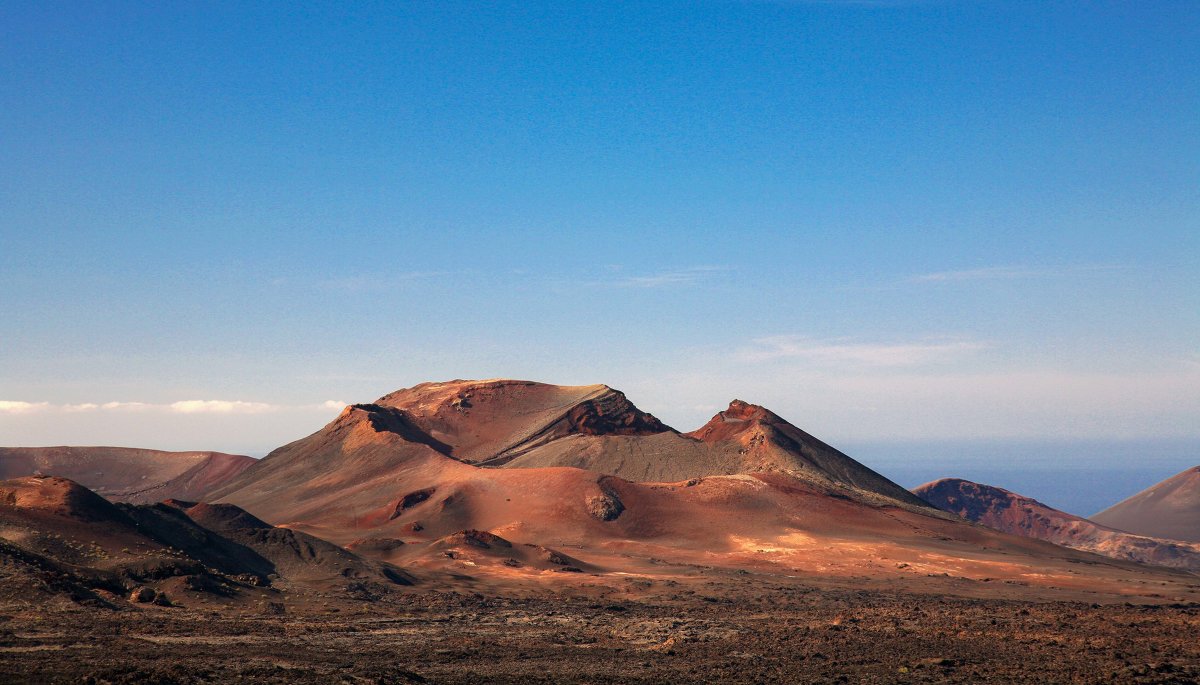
207, 379, 933, 535
205, 379, 1199, 599
369, 380, 924, 506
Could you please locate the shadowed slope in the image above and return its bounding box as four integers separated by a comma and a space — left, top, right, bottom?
0, 476, 215, 585
205, 402, 468, 526
914, 478, 1200, 573
502, 398, 928, 508
686, 400, 927, 506
1092, 467, 1200, 543
0, 475, 414, 607
0, 446, 254, 503
159, 500, 415, 586
375, 379, 670, 465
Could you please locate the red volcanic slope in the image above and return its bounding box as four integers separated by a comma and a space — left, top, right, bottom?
373, 380, 670, 464
1092, 466, 1200, 543
682, 399, 924, 504
0, 446, 255, 504
0, 475, 131, 525
914, 478, 1200, 572
368, 380, 925, 507
210, 379, 929, 523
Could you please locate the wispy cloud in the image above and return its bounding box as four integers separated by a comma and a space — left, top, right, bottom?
315, 271, 451, 292
610, 266, 729, 288
100, 401, 153, 411
911, 266, 1037, 283
0, 401, 50, 414
169, 400, 274, 414
741, 335, 987, 366
0, 400, 346, 415
911, 263, 1124, 284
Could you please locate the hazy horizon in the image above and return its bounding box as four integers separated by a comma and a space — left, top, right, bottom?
3, 380, 1194, 519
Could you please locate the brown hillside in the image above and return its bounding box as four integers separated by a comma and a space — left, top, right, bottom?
0, 446, 255, 503
915, 478, 1200, 573
1091, 466, 1200, 543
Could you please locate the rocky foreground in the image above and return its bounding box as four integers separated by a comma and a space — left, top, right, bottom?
2, 581, 1198, 685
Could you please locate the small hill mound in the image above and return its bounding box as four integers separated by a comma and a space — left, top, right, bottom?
686, 400, 929, 507
176, 502, 272, 531
420, 530, 595, 573
0, 476, 259, 603
0, 476, 129, 524
156, 499, 415, 586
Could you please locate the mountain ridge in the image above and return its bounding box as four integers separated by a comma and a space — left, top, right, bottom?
0, 446, 255, 504
914, 477, 1200, 573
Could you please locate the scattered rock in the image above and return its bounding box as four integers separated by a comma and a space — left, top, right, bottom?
587, 480, 625, 521
261, 601, 285, 615
389, 489, 435, 520
348, 537, 408, 554
445, 530, 513, 549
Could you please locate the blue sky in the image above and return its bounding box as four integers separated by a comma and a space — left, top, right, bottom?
2, 2, 1198, 473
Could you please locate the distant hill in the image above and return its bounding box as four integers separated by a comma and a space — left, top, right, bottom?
0, 446, 254, 504
1091, 466, 1200, 543
914, 477, 1200, 573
